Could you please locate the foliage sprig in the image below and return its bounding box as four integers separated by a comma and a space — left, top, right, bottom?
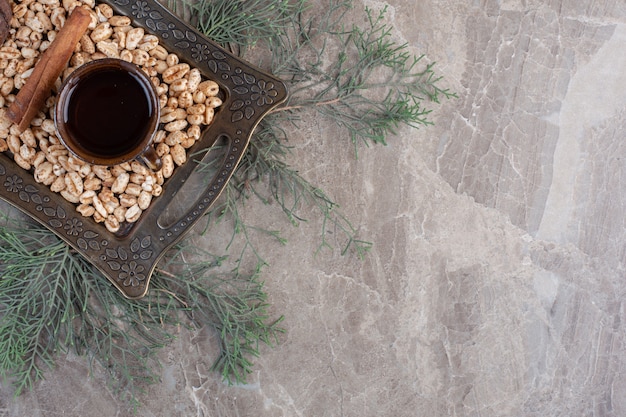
196, 0, 455, 256
272, 4, 456, 151
0, 215, 282, 403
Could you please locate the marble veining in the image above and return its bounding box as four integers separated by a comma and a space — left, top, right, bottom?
2, 0, 626, 415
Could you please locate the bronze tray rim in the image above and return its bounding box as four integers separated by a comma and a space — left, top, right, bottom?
0, 0, 288, 299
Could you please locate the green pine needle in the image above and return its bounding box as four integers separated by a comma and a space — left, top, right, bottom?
0, 215, 283, 401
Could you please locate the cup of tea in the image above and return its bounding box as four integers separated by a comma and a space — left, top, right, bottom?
54, 58, 161, 170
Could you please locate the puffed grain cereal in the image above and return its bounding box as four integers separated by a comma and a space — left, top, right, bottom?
0, 0, 223, 229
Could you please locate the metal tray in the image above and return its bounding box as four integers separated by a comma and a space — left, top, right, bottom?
0, 0, 288, 298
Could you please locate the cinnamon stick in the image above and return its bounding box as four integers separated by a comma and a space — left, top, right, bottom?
6, 6, 91, 132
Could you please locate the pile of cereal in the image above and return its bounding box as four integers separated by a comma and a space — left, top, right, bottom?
0, 0, 221, 232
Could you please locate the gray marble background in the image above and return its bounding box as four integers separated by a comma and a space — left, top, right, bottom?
2, 0, 626, 415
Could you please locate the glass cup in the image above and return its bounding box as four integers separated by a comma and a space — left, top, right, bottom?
54, 58, 161, 170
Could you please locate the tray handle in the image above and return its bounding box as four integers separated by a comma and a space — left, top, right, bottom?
109, 0, 288, 244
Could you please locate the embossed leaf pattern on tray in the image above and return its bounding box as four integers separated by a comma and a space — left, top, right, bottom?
3, 175, 23, 193
115, 0, 279, 124
0, 163, 145, 289
103, 236, 154, 287
230, 72, 279, 122
76, 230, 104, 252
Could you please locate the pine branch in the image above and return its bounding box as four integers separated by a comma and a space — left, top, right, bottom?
0, 215, 282, 402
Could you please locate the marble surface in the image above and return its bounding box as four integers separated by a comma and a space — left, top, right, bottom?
2, 0, 626, 415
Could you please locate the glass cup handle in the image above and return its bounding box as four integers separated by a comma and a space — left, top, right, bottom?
137, 146, 162, 171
